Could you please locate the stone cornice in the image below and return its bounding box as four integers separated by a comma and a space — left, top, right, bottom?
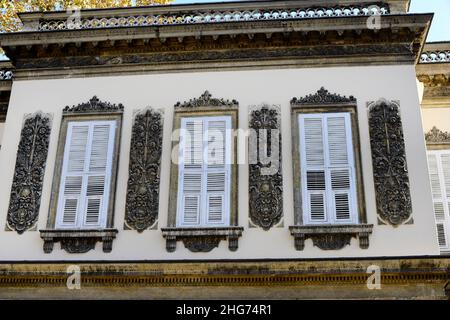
416, 53, 450, 103
1, 14, 430, 47
416, 42, 450, 95
0, 15, 430, 80
0, 257, 447, 288
417, 42, 450, 87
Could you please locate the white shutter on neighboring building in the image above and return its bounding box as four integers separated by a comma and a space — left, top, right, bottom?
427, 151, 450, 251
177, 116, 231, 227
56, 121, 116, 229
299, 113, 358, 224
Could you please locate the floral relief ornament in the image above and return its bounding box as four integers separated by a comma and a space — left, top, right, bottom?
248, 105, 283, 230
125, 108, 163, 232
7, 112, 52, 234
368, 99, 412, 226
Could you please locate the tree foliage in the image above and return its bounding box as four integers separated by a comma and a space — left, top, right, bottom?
1, 0, 172, 32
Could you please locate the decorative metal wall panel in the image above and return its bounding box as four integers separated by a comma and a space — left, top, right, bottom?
368, 99, 412, 226
248, 105, 283, 230
125, 108, 163, 231
7, 112, 52, 233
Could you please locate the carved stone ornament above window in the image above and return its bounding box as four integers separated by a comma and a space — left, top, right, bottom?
248, 105, 283, 230
174, 91, 238, 109
289, 225, 373, 251
161, 227, 244, 253
40, 229, 118, 254
6, 112, 52, 234
368, 99, 413, 226
63, 96, 124, 114
291, 87, 356, 106
125, 108, 163, 232
425, 126, 450, 144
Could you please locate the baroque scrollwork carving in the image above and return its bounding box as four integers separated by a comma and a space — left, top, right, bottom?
181, 236, 224, 253
40, 229, 118, 254
368, 99, 412, 226
161, 227, 243, 253
310, 234, 352, 250
63, 96, 124, 113
7, 112, 52, 234
60, 238, 97, 254
248, 105, 283, 230
125, 108, 163, 232
174, 90, 238, 108
291, 87, 356, 105
425, 126, 450, 144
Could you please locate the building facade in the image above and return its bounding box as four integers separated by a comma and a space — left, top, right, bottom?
0, 0, 448, 299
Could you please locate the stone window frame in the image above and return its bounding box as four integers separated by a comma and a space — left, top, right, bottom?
40, 97, 123, 254
161, 91, 243, 253
289, 88, 373, 251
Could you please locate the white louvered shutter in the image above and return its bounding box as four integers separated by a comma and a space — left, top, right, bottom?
179, 119, 203, 226
56, 121, 115, 229
206, 119, 228, 224
299, 113, 357, 224
303, 117, 326, 222
427, 151, 450, 251
327, 116, 353, 222
177, 116, 231, 227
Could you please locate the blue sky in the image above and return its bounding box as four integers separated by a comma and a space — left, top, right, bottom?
174, 0, 450, 42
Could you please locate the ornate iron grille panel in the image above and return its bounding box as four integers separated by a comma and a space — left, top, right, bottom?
7, 113, 52, 233
249, 105, 283, 230
125, 108, 163, 231
368, 99, 412, 226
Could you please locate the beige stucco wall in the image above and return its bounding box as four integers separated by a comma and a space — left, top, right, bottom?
422, 107, 450, 132
416, 79, 424, 104
0, 65, 440, 260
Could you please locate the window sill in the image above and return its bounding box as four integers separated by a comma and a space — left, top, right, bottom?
39, 229, 118, 254
289, 224, 373, 251
161, 227, 244, 253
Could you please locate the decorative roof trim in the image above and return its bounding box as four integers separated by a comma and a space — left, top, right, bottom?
425, 126, 450, 144
0, 69, 14, 80
63, 96, 124, 114
174, 90, 238, 108
34, 5, 390, 32
291, 87, 356, 105
420, 51, 450, 64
